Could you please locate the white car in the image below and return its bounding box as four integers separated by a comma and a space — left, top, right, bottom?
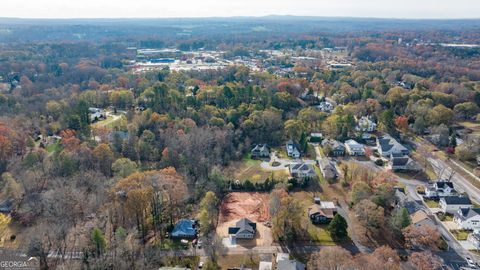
465, 257, 476, 268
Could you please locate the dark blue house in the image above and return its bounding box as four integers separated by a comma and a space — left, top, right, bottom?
171, 219, 197, 238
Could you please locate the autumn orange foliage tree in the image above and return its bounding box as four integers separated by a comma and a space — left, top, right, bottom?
111, 168, 189, 242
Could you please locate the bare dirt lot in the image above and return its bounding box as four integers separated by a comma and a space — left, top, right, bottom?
217, 192, 273, 246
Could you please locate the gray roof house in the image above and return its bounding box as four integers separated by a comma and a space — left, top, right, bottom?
88, 107, 106, 123
389, 154, 421, 172
344, 139, 365, 156
277, 260, 306, 270
439, 196, 472, 214
319, 159, 338, 180
376, 134, 409, 157
308, 200, 337, 224
251, 144, 270, 158
321, 139, 345, 157
410, 210, 436, 228
286, 139, 301, 159
454, 208, 480, 230
289, 163, 316, 179
468, 232, 480, 249
425, 181, 456, 198
228, 218, 256, 239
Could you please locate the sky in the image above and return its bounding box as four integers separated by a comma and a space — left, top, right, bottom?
0, 0, 479, 19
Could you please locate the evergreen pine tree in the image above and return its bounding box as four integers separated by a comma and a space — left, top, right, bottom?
328, 214, 348, 241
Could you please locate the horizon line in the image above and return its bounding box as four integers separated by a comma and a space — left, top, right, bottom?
1, 15, 480, 21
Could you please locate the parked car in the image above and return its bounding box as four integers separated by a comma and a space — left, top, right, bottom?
465, 257, 476, 268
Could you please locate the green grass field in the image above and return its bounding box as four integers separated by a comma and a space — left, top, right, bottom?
92, 114, 127, 129
45, 141, 62, 153
424, 199, 439, 208
459, 121, 480, 135
451, 229, 469, 241
233, 155, 290, 183
306, 224, 336, 245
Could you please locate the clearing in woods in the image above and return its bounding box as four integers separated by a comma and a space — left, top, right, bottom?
217, 192, 273, 246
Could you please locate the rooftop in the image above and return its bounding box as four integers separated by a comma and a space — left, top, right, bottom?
441, 196, 472, 205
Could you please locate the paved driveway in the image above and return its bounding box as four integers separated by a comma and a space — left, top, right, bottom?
260, 151, 316, 171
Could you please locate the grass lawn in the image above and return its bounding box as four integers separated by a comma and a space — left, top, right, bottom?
291, 191, 337, 245
161, 256, 198, 269
314, 165, 326, 185
459, 121, 480, 135
306, 144, 316, 159
217, 254, 259, 269
410, 151, 437, 180
233, 155, 290, 183
451, 229, 470, 241
437, 212, 453, 221
274, 147, 293, 160
424, 199, 439, 208
45, 142, 62, 153
92, 114, 126, 129
306, 224, 336, 245
437, 237, 449, 251
469, 250, 480, 255
160, 239, 189, 250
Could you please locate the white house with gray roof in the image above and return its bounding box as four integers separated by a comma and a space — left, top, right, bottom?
344, 139, 365, 156
228, 218, 256, 239
289, 163, 316, 179
286, 139, 301, 159
376, 134, 409, 157
425, 181, 456, 198
321, 139, 345, 157
439, 196, 472, 214
454, 208, 480, 230
319, 159, 338, 180
251, 144, 270, 158
389, 154, 421, 172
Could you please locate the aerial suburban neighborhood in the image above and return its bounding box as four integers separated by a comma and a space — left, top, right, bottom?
0, 5, 480, 270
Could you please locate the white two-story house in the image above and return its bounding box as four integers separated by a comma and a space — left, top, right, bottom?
344, 139, 365, 156
425, 181, 455, 198
356, 116, 377, 132
439, 196, 472, 214
286, 139, 301, 159
454, 208, 480, 230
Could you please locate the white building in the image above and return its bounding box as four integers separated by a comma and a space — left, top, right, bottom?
286, 139, 301, 159
317, 101, 334, 112
468, 232, 480, 249
344, 139, 365, 156
425, 181, 456, 198
356, 116, 377, 132
454, 208, 480, 230
439, 196, 472, 214
376, 134, 409, 157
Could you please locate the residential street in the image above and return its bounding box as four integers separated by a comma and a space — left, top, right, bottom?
348, 152, 478, 269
